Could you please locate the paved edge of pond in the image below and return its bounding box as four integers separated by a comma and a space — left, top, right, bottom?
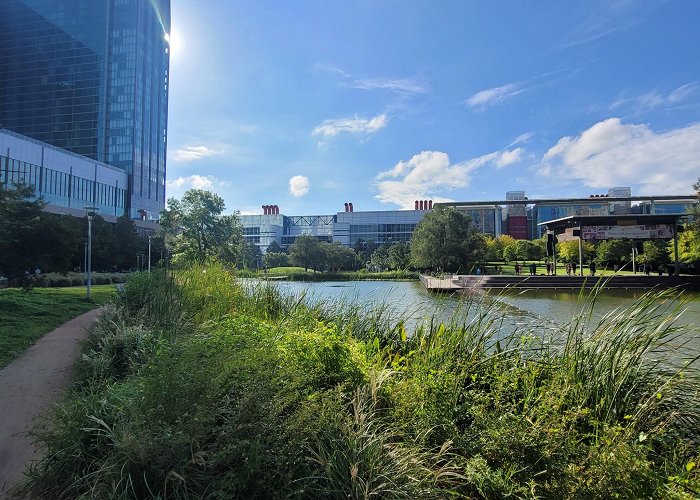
0, 308, 102, 498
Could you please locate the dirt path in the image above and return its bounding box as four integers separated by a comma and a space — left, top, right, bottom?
0, 308, 102, 498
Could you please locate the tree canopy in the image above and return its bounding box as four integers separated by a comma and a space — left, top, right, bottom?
289, 235, 323, 271
410, 206, 486, 272
159, 189, 242, 265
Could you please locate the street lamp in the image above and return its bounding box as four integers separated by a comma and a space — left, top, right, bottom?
83, 206, 99, 299
148, 235, 152, 272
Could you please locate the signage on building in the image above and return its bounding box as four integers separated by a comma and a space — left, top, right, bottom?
581, 224, 673, 240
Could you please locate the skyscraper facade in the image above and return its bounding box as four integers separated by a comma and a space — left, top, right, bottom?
0, 0, 170, 220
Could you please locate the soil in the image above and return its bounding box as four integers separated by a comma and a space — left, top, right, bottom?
0, 308, 102, 498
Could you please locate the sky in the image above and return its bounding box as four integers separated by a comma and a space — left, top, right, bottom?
165, 0, 700, 215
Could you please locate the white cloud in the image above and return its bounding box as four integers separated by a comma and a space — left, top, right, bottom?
171, 145, 222, 162
351, 78, 426, 94
541, 118, 700, 194
466, 83, 525, 109
509, 132, 534, 147
289, 175, 310, 197
166, 174, 230, 190
312, 114, 388, 137
610, 82, 698, 112
375, 149, 523, 208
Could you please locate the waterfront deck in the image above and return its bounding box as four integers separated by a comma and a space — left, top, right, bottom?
420, 273, 700, 292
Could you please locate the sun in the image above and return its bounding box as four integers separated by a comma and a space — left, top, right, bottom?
165, 27, 182, 61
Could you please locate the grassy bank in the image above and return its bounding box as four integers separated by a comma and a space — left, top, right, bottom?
245, 266, 418, 281
22, 264, 700, 498
0, 285, 116, 368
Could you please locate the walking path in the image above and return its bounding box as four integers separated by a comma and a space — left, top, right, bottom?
0, 308, 102, 498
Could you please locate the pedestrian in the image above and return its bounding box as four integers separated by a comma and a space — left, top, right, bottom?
572, 262, 577, 275
530, 262, 536, 275
565, 262, 571, 275
546, 261, 552, 275
645, 264, 651, 276
589, 261, 596, 276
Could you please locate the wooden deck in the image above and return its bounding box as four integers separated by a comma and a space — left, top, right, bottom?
420, 273, 700, 292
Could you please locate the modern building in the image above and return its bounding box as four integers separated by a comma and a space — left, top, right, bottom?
0, 0, 170, 221
241, 201, 503, 254
505, 191, 527, 239
440, 189, 697, 240
1, 128, 128, 220
608, 187, 632, 214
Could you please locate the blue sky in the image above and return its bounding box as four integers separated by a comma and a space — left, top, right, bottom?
165, 0, 700, 215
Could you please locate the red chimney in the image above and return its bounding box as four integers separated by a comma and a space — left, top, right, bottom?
276, 205, 280, 214
262, 205, 267, 214
349, 202, 353, 212
428, 200, 433, 209
272, 205, 277, 214
344, 202, 349, 212
414, 200, 419, 210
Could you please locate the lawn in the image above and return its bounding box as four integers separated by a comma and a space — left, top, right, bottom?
0, 285, 116, 368
485, 261, 652, 276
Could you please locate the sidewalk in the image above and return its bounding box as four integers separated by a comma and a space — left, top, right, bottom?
0, 308, 102, 498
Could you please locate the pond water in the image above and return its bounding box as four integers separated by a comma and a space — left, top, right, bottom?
271, 280, 700, 336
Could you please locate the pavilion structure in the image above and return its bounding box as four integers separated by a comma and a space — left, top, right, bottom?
538, 214, 689, 276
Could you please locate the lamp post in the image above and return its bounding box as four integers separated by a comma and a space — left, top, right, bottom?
148, 235, 152, 272
83, 206, 99, 299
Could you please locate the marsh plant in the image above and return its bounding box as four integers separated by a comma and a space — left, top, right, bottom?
22, 263, 700, 499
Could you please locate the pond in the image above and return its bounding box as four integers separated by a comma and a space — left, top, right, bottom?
270, 279, 700, 337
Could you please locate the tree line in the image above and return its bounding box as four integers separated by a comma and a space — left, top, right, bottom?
0, 184, 158, 282
2, 181, 699, 281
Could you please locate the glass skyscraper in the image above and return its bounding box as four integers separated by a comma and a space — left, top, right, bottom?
0, 0, 170, 220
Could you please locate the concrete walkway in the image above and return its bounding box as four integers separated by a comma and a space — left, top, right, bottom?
0, 308, 102, 498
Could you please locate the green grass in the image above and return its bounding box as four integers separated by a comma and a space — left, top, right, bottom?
0, 285, 116, 368
485, 260, 656, 276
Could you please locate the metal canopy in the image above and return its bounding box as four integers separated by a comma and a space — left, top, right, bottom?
537, 213, 688, 229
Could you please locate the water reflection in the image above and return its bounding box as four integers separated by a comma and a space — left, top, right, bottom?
270, 280, 700, 338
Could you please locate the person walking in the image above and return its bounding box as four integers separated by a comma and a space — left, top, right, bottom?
589, 261, 596, 276
572, 261, 577, 275
565, 262, 572, 275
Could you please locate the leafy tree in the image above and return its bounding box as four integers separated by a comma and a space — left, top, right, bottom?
159, 189, 242, 265
637, 240, 671, 268
595, 239, 633, 267
266, 240, 284, 254
485, 234, 516, 261
388, 242, 411, 270
289, 235, 323, 271
0, 184, 46, 279
502, 240, 542, 262
263, 252, 289, 268
370, 244, 391, 271
410, 206, 487, 272
675, 231, 700, 265
237, 241, 262, 269
320, 242, 357, 272
111, 215, 142, 270
557, 239, 595, 263
354, 239, 377, 263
